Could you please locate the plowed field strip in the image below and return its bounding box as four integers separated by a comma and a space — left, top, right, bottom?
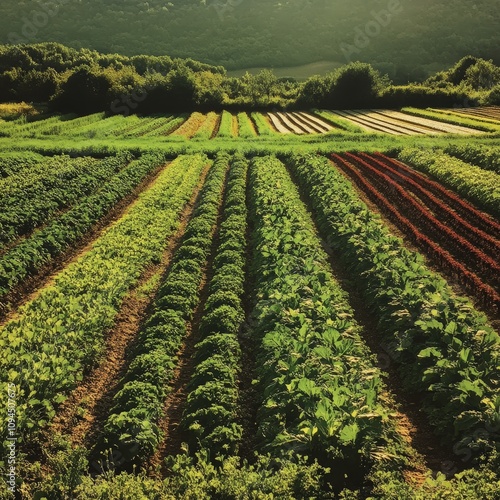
333, 154, 500, 311
287, 113, 325, 134
267, 113, 292, 134
388, 110, 482, 134
330, 110, 405, 134
367, 110, 445, 135
449, 107, 500, 122
297, 112, 335, 131
277, 112, 308, 133
359, 153, 500, 260
344, 110, 420, 135
269, 112, 296, 133
440, 109, 500, 124
373, 153, 500, 238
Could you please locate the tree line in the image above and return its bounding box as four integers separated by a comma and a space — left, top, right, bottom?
0, 44, 499, 114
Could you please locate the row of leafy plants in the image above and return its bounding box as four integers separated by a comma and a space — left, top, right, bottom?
119, 117, 166, 138
0, 114, 75, 137
36, 113, 106, 137
215, 110, 235, 138
237, 112, 256, 138
180, 154, 248, 458
0, 154, 206, 449
250, 113, 276, 136
0, 152, 171, 300
287, 152, 500, 462
0, 153, 130, 248
248, 155, 414, 494
171, 112, 206, 139
192, 112, 219, 140
99, 153, 228, 467
401, 107, 500, 133
141, 116, 186, 137
0, 151, 45, 178
444, 143, 500, 174
398, 148, 500, 219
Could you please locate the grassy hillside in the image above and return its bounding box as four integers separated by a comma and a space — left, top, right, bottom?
1, 0, 499, 82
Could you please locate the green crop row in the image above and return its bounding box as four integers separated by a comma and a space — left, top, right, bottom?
398, 148, 500, 218
63, 115, 137, 138
314, 110, 363, 133
216, 110, 235, 138
37, 113, 107, 137
0, 152, 172, 299
0, 114, 75, 137
444, 143, 500, 174
192, 112, 219, 140
0, 154, 206, 448
181, 154, 248, 458
248, 155, 412, 488
236, 112, 256, 138
0, 153, 130, 249
250, 113, 275, 136
0, 151, 45, 177
100, 154, 227, 466
401, 107, 499, 132
143, 116, 186, 137
288, 153, 500, 459
119, 117, 170, 138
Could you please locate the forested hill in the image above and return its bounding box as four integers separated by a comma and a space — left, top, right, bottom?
1, 0, 499, 82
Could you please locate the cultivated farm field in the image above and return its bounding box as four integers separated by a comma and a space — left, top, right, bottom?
0, 105, 499, 499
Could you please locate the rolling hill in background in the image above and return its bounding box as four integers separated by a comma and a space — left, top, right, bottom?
1, 0, 499, 82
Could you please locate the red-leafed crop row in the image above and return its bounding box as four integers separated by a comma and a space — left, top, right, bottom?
372, 152, 500, 237
357, 152, 500, 260
332, 153, 500, 311
341, 152, 500, 288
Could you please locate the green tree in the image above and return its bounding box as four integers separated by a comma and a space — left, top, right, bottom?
327, 62, 386, 108
51, 66, 113, 113
464, 59, 500, 90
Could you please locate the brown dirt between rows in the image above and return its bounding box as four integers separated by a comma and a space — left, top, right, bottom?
0, 160, 170, 327
286, 159, 464, 487
36, 162, 211, 468
231, 114, 239, 137
210, 113, 222, 139
148, 164, 229, 477
246, 113, 259, 136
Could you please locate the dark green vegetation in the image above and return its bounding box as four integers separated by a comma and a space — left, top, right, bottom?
0, 109, 499, 497
0, 23, 499, 491
1, 44, 499, 113
1, 0, 499, 82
